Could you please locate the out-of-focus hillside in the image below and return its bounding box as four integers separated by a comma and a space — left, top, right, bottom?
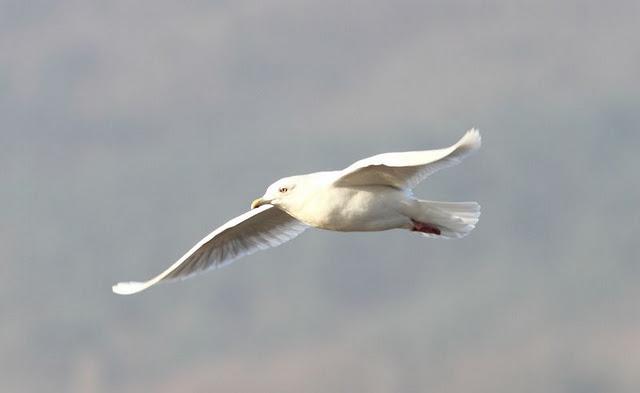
1, 1, 639, 392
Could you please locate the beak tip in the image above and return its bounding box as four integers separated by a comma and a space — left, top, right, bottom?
251, 198, 263, 209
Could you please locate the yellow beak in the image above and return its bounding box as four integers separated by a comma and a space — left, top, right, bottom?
251, 198, 265, 209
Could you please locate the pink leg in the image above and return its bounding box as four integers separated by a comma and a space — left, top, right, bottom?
411, 219, 441, 235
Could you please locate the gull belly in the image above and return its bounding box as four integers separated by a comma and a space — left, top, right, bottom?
288, 185, 412, 232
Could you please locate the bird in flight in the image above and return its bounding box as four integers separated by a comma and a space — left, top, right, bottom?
113, 129, 481, 295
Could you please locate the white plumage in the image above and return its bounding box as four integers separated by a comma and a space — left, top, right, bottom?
112, 205, 307, 295
113, 129, 481, 295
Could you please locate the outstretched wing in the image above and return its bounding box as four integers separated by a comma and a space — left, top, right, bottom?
112, 205, 307, 295
333, 129, 481, 190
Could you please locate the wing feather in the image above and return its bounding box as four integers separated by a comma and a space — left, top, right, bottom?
333, 129, 481, 190
112, 205, 307, 295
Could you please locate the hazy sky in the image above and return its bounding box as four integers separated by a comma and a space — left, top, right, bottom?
1, 1, 639, 392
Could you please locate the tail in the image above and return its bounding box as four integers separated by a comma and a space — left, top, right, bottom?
410, 200, 480, 239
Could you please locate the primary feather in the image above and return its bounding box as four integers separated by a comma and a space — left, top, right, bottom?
112, 205, 307, 295
334, 128, 481, 189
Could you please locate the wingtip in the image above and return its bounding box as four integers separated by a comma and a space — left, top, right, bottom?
112, 281, 146, 295
458, 128, 481, 150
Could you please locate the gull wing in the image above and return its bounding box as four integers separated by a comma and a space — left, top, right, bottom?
112, 205, 307, 295
333, 129, 481, 190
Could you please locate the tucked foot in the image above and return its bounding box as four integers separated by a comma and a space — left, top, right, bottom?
411, 219, 441, 235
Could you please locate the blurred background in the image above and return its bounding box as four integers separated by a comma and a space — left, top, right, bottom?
1, 1, 639, 392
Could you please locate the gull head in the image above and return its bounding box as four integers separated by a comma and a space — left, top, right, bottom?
251, 176, 300, 209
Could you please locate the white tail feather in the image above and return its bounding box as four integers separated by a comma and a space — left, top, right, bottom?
413, 200, 480, 239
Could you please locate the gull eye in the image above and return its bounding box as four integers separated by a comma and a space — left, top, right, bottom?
278, 187, 288, 193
